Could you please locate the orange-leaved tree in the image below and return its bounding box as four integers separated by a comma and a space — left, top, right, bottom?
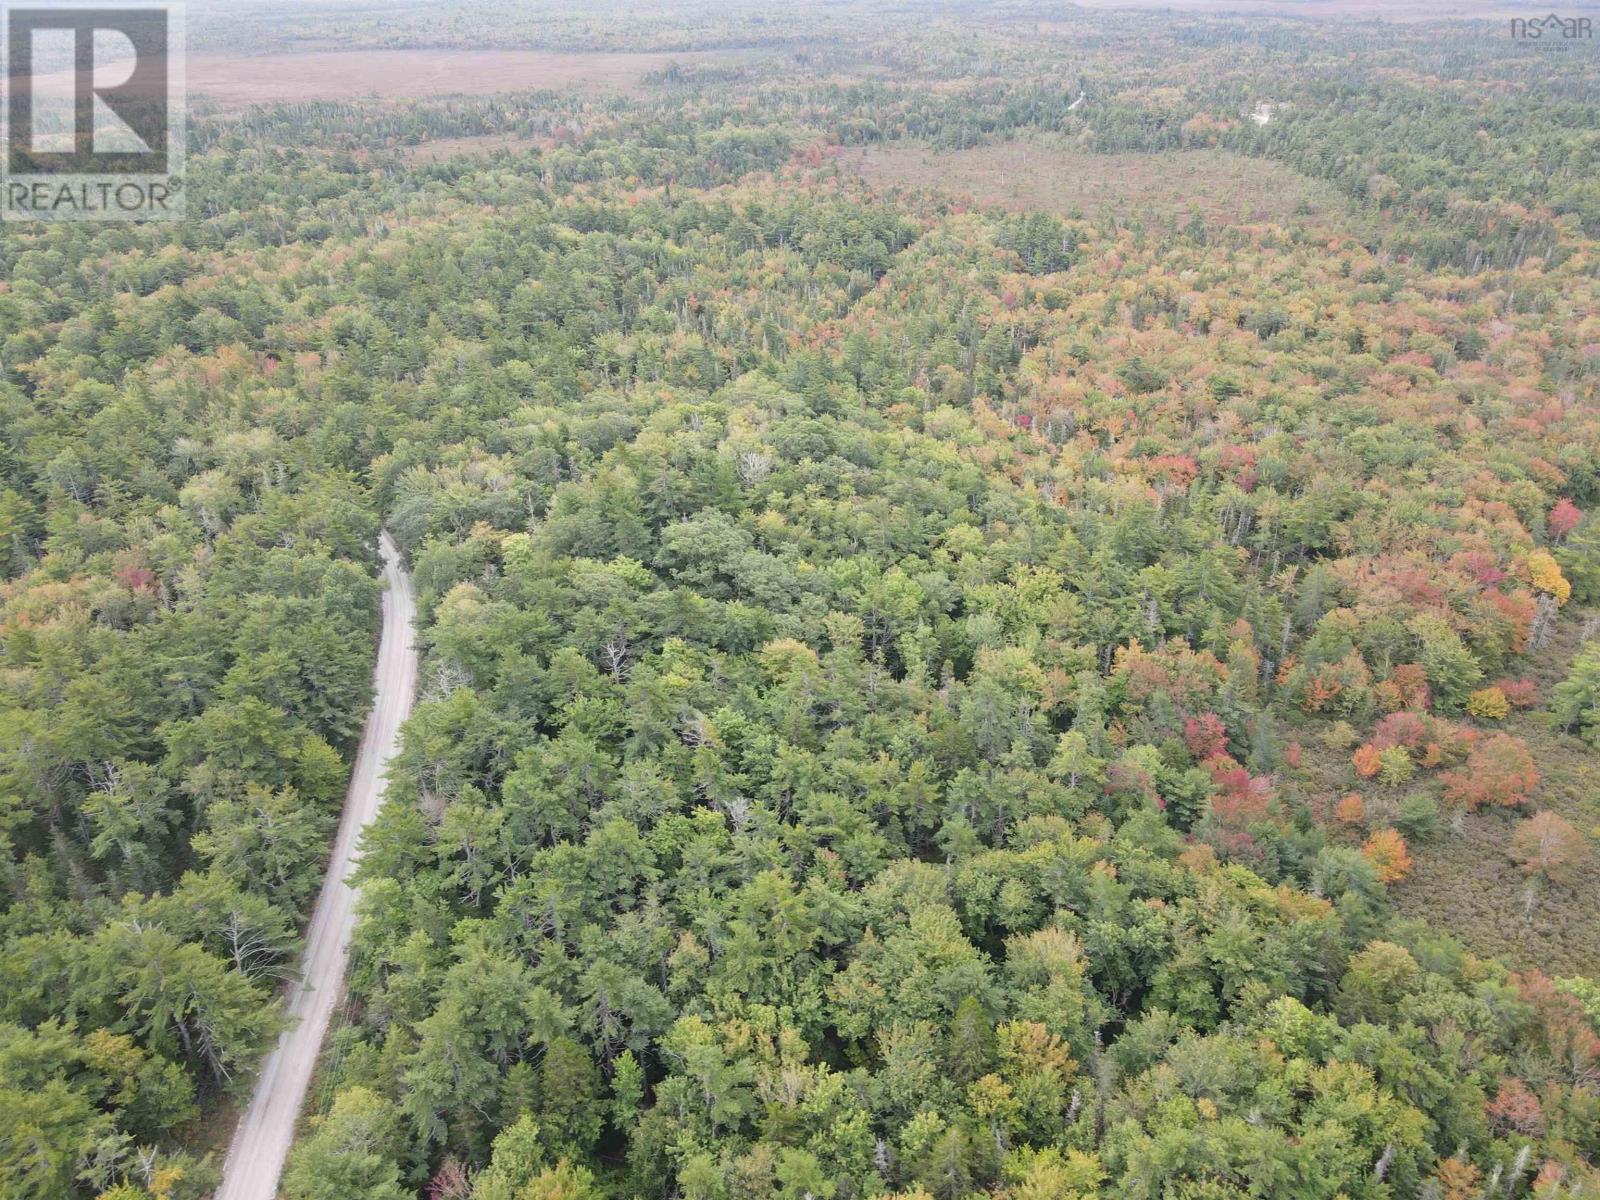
1362, 828, 1413, 884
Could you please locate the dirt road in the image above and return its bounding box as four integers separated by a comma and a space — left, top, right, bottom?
216, 532, 417, 1200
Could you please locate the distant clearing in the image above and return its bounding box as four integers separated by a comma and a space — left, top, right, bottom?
1063, 0, 1531, 17
180, 48, 753, 108
852, 142, 1348, 228
400, 133, 553, 164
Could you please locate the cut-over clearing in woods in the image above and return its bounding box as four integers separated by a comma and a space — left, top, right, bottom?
851, 142, 1352, 228
1388, 617, 1600, 978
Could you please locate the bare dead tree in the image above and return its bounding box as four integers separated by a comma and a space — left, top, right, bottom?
736, 449, 772, 487
601, 626, 631, 679
1529, 593, 1560, 653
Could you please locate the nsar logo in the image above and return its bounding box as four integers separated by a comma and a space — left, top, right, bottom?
1510, 12, 1594, 40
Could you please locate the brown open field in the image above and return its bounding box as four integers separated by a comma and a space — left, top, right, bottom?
19, 47, 755, 117
850, 142, 1349, 228
174, 48, 756, 108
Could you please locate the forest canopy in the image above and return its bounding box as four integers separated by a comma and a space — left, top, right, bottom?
1, 3, 1598, 1199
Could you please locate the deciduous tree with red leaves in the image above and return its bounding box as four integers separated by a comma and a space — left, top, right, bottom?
1443, 733, 1539, 810
1548, 498, 1581, 541
1485, 1076, 1544, 1136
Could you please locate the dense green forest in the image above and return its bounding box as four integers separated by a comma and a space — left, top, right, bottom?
2, 2, 1598, 1198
